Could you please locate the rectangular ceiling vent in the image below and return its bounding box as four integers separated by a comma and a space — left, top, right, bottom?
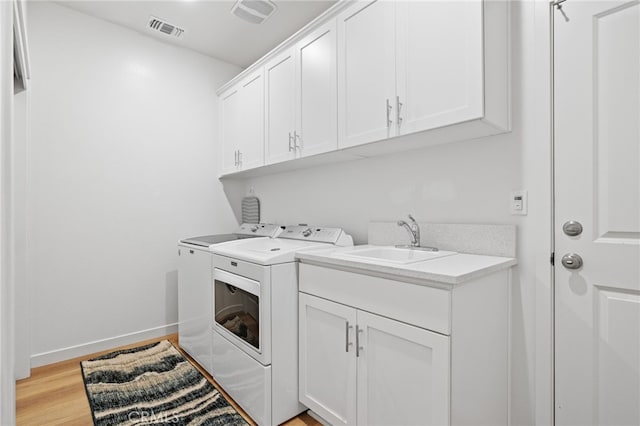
147, 16, 184, 38
231, 0, 277, 25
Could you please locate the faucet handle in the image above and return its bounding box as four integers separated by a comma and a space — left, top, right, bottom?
407, 214, 417, 224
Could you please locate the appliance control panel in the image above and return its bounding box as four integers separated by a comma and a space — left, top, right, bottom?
235, 223, 282, 238
278, 225, 353, 246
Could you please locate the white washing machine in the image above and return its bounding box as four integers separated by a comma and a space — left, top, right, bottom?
210, 225, 353, 425
177, 223, 280, 374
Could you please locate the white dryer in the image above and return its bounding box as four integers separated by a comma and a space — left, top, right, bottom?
210, 225, 352, 426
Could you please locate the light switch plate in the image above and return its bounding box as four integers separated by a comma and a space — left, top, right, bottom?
510, 190, 528, 215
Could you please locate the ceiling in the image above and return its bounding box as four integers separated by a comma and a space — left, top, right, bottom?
56, 0, 336, 68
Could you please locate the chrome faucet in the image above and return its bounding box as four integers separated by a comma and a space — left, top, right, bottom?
396, 215, 438, 251
397, 214, 420, 247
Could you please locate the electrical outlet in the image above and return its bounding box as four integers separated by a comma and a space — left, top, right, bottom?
510, 190, 528, 215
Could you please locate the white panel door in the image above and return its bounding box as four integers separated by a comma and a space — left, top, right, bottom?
337, 0, 396, 149
265, 50, 297, 165
554, 2, 640, 425
239, 70, 265, 170
356, 310, 450, 426
219, 86, 240, 174
299, 293, 357, 426
396, 0, 483, 135
297, 20, 338, 157
178, 247, 213, 373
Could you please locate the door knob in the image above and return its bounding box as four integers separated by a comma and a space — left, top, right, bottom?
562, 220, 583, 237
561, 253, 583, 270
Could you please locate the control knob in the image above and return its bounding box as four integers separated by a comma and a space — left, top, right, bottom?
302, 228, 313, 237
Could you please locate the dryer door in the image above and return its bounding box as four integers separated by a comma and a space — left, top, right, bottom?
213, 268, 270, 365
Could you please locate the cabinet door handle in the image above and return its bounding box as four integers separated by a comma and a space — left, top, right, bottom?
396, 95, 403, 128
294, 131, 301, 150
288, 132, 294, 152
234, 150, 238, 166
386, 99, 393, 128
345, 322, 353, 352
356, 325, 363, 357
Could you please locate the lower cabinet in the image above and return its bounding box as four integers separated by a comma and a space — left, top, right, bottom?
299, 293, 450, 426
298, 262, 510, 426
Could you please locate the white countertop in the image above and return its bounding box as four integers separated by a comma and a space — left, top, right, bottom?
295, 245, 517, 285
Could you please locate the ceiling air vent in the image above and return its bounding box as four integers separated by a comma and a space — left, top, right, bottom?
231, 0, 277, 25
147, 16, 185, 38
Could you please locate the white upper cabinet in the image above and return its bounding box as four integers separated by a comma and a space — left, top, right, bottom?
337, 0, 508, 151
220, 70, 265, 174
220, 86, 242, 175
265, 49, 297, 165
217, 0, 509, 177
238, 70, 265, 170
337, 0, 396, 149
395, 0, 484, 134
296, 20, 338, 157
265, 20, 338, 165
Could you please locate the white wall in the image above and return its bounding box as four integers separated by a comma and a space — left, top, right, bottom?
236, 2, 552, 425
1, 1, 16, 422
13, 85, 29, 380
246, 137, 520, 242
25, 2, 242, 365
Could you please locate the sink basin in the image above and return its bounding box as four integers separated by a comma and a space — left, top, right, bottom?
336, 246, 455, 265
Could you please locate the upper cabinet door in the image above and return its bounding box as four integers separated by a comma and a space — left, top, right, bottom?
296, 20, 338, 157
220, 86, 241, 175
265, 50, 297, 165
337, 0, 396, 149
396, 0, 484, 135
238, 70, 265, 170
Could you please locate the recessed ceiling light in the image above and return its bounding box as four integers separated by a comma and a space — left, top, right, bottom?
230, 0, 278, 25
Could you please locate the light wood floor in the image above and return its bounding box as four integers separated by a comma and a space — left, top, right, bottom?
16, 334, 321, 426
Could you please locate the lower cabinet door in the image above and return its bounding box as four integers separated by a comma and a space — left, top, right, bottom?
356, 310, 450, 426
299, 293, 357, 426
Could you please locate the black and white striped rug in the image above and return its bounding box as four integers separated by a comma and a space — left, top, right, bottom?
80, 340, 248, 425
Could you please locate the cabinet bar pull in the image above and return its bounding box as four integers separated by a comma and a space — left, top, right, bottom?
345, 322, 353, 352
237, 150, 242, 167
294, 131, 301, 150
396, 95, 403, 128
356, 325, 363, 357
234, 150, 238, 166
288, 132, 294, 152
386, 99, 393, 128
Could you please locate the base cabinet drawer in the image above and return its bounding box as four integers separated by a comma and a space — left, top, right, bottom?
299, 293, 450, 426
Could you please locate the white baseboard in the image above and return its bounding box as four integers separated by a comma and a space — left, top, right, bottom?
30, 323, 178, 368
